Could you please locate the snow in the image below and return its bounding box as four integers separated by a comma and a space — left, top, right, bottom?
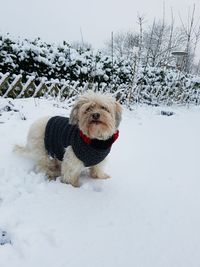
0, 97, 200, 267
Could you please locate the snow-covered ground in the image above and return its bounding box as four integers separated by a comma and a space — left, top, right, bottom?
0, 97, 200, 267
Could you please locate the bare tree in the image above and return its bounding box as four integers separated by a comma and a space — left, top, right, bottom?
179, 4, 200, 73
103, 5, 200, 73
70, 41, 92, 51
143, 20, 186, 68
164, 8, 175, 67
104, 30, 139, 59
137, 14, 145, 67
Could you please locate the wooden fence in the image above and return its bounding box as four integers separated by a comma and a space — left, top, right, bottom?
0, 72, 84, 99
1, 72, 200, 106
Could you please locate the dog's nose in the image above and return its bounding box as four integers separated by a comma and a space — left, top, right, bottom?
92, 113, 100, 120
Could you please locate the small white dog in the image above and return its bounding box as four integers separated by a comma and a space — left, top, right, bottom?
15, 91, 122, 187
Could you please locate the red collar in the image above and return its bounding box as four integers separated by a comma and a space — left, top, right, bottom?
79, 130, 119, 148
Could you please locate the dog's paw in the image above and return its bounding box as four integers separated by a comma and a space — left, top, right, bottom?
69, 180, 80, 188
61, 176, 80, 187
90, 171, 111, 180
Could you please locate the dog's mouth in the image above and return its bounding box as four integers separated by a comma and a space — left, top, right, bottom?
89, 120, 103, 125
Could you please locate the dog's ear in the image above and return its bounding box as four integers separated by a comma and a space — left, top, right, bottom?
69, 94, 89, 125
115, 101, 122, 129
69, 101, 80, 125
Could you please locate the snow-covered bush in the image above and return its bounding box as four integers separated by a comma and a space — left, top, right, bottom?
133, 67, 200, 105
0, 34, 133, 87
0, 33, 200, 105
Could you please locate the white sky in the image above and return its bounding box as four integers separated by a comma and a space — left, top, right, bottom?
0, 0, 199, 59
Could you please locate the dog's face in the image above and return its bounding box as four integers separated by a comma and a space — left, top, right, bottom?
69, 91, 122, 140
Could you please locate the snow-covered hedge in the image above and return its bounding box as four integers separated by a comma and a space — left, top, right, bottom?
0, 33, 200, 105
0, 34, 133, 87
133, 67, 200, 105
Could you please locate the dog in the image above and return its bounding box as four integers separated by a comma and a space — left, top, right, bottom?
14, 91, 122, 187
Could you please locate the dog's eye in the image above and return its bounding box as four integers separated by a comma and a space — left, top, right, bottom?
101, 106, 109, 112
85, 107, 93, 112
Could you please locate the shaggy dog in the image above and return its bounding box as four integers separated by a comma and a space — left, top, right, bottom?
14, 91, 122, 187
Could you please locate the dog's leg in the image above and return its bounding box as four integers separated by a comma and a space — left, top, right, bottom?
90, 159, 111, 179
36, 157, 61, 179
61, 146, 84, 187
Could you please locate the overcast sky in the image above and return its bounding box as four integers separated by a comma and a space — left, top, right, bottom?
0, 0, 200, 58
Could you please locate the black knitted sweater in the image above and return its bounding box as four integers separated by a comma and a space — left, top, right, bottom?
44, 116, 119, 167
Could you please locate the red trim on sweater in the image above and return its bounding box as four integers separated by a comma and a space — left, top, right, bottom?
79, 131, 91, 144
79, 130, 119, 147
